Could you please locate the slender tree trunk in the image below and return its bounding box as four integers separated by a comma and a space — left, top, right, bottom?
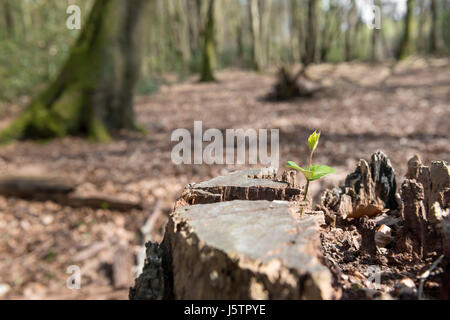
320, 3, 339, 62
345, 0, 357, 62
429, 0, 442, 53
289, 0, 300, 62
186, 0, 200, 54
304, 0, 319, 66
236, 21, 244, 60
1, 0, 14, 37
443, 0, 450, 50
397, 0, 415, 60
248, 0, 262, 71
260, 0, 272, 68
417, 0, 427, 53
200, 0, 216, 82
371, 0, 384, 62
172, 0, 191, 64
0, 0, 148, 142
372, 28, 384, 62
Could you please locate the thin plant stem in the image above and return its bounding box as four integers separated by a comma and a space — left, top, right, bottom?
309, 150, 313, 170
305, 149, 313, 201
303, 179, 310, 201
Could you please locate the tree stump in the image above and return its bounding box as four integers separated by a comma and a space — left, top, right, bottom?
399, 157, 449, 257
321, 151, 398, 219
268, 66, 323, 100
130, 169, 334, 300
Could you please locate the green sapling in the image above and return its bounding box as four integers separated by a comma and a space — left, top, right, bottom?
286, 130, 335, 201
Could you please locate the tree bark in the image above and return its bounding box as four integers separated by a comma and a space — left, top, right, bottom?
289, 0, 300, 62
429, 0, 442, 53
0, 0, 148, 142
1, 0, 14, 37
417, 0, 427, 53
345, 0, 357, 62
371, 0, 384, 62
248, 0, 263, 71
320, 3, 340, 62
168, 0, 191, 67
260, 0, 272, 68
397, 0, 415, 60
200, 0, 216, 82
304, 0, 320, 66
131, 169, 335, 300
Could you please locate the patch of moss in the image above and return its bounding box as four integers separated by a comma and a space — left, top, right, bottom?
88, 116, 112, 142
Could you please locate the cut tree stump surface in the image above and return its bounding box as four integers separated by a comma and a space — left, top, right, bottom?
179, 169, 302, 205
177, 200, 325, 268
131, 169, 334, 300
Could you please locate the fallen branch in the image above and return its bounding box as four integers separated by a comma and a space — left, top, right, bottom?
0, 175, 143, 211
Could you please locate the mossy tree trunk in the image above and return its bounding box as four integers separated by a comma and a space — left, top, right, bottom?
1, 0, 148, 142
396, 0, 415, 60
200, 0, 216, 82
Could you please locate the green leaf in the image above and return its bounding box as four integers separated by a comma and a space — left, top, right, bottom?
286, 161, 314, 180
308, 130, 321, 152
308, 164, 336, 181
286, 161, 302, 171
286, 162, 335, 181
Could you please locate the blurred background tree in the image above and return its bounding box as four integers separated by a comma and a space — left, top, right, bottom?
200, 0, 216, 81
0, 0, 449, 140
1, 0, 148, 141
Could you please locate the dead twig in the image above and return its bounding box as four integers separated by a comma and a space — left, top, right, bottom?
140, 200, 163, 243
418, 254, 445, 300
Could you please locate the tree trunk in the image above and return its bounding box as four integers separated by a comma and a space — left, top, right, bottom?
169, 0, 191, 66
0, 0, 148, 142
289, 0, 301, 62
260, 0, 272, 69
320, 3, 339, 62
304, 0, 320, 66
304, 0, 319, 65
345, 0, 357, 62
1, 0, 14, 37
417, 0, 427, 53
200, 0, 216, 82
429, 0, 442, 53
371, 0, 384, 62
371, 29, 384, 62
248, 0, 263, 71
397, 0, 415, 60
186, 0, 201, 54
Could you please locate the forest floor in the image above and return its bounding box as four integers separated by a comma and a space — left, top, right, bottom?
0, 57, 448, 299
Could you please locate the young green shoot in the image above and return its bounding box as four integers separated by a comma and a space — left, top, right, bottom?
286, 130, 335, 201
